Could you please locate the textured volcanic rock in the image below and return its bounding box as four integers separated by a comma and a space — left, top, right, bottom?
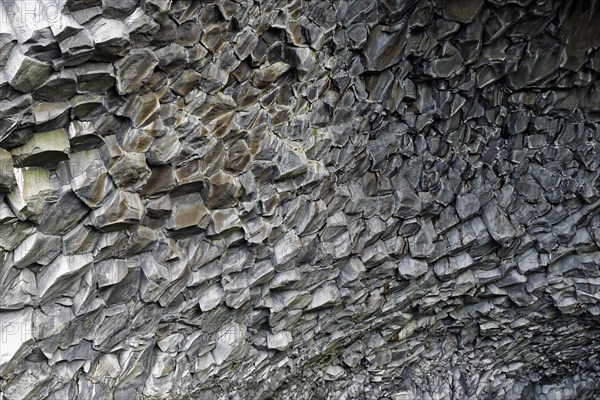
1, 1, 600, 400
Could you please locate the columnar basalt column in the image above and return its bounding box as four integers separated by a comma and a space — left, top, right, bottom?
0, 1, 599, 399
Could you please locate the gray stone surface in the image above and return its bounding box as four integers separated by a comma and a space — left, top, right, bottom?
0, 1, 599, 400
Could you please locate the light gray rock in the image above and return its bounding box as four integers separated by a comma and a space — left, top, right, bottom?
456, 193, 481, 220
11, 129, 70, 168
0, 148, 14, 192
58, 27, 95, 67
394, 186, 422, 218
0, 307, 34, 374
94, 258, 130, 288
273, 230, 302, 266
198, 282, 225, 312
67, 120, 103, 151
267, 331, 293, 351
139, 253, 169, 302
407, 220, 436, 259
88, 17, 129, 59
307, 283, 340, 310
3, 48, 53, 92
37, 254, 93, 301
0, 268, 36, 308
208, 208, 242, 236
146, 129, 182, 166
397, 256, 428, 279
6, 167, 57, 222
0, 2, 17, 70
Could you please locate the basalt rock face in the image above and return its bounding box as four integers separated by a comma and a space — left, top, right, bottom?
1, 0, 600, 399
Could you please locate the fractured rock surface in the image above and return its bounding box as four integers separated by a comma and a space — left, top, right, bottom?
1, 0, 600, 399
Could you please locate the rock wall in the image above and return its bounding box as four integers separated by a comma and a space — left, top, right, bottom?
1, 0, 600, 399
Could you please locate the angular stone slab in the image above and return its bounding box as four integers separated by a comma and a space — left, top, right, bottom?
165, 193, 210, 235
37, 254, 93, 302
69, 149, 114, 209
198, 282, 225, 312
0, 307, 34, 375
87, 17, 129, 60
0, 2, 17, 70
0, 268, 36, 309
207, 208, 242, 236
146, 130, 182, 166
439, 0, 484, 23
202, 171, 241, 209
33, 70, 78, 102
6, 166, 56, 222
11, 129, 70, 168
273, 231, 302, 266
481, 202, 518, 246
114, 49, 158, 94
67, 120, 104, 151
32, 101, 71, 129
363, 26, 406, 71
307, 283, 341, 310
37, 185, 89, 235
13, 231, 62, 268
394, 187, 422, 218
2, 47, 53, 92
94, 258, 130, 288
0, 148, 14, 192
397, 256, 428, 279
74, 62, 116, 93
117, 92, 160, 128
139, 253, 170, 302
108, 152, 151, 190
89, 190, 144, 231
58, 27, 95, 67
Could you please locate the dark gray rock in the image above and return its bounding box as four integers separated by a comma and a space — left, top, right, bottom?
423, 42, 464, 78
89, 190, 144, 231
456, 193, 481, 220
481, 202, 517, 246
32, 70, 78, 102
363, 26, 407, 71
439, 0, 483, 23
114, 49, 158, 94
0, 1, 598, 399
3, 48, 53, 92
394, 186, 422, 218
74, 62, 116, 93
